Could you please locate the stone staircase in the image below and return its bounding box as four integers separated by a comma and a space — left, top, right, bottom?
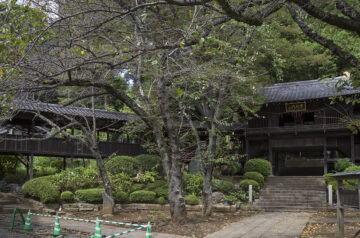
253, 176, 327, 211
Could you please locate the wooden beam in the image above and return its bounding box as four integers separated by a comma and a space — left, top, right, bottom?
323, 136, 328, 175
351, 134, 355, 163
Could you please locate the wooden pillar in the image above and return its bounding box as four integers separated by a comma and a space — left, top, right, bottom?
63, 157, 66, 170
351, 134, 355, 163
245, 138, 249, 160
358, 178, 360, 210
70, 156, 74, 168
107, 129, 110, 142
29, 154, 34, 180
336, 179, 344, 238
323, 136, 328, 175
269, 139, 273, 176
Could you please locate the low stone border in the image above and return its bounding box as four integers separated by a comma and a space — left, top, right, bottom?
116, 203, 238, 212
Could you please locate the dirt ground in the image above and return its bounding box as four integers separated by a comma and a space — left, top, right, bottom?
74, 209, 258, 238
302, 210, 360, 238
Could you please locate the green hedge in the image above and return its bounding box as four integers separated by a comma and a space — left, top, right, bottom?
50, 160, 64, 172
23, 176, 59, 203
114, 191, 128, 203
183, 172, 203, 196
239, 179, 259, 191
135, 154, 163, 173
131, 183, 145, 192
154, 187, 168, 199
185, 194, 199, 205
244, 172, 264, 185
129, 190, 156, 203
212, 179, 234, 194
61, 191, 74, 203
75, 188, 103, 204
157, 197, 167, 205
244, 159, 272, 177
335, 158, 353, 172
105, 156, 140, 176
146, 180, 168, 190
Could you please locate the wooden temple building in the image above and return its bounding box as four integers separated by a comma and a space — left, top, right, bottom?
243, 77, 360, 176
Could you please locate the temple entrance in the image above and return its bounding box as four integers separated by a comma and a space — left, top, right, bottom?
275, 150, 324, 176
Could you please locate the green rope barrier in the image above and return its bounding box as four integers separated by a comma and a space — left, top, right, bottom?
29, 212, 147, 227
105, 226, 146, 238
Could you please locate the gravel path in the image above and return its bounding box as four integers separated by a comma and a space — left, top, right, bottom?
204, 211, 311, 238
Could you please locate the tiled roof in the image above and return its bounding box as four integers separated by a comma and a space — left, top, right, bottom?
263, 76, 360, 103
13, 101, 131, 121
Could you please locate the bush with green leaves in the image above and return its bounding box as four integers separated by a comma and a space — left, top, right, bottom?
244, 159, 272, 178
110, 173, 133, 193
50, 160, 64, 172
34, 166, 58, 177
129, 190, 156, 203
52, 167, 100, 192
136, 171, 158, 184
154, 187, 168, 199
212, 179, 234, 194
23, 176, 59, 203
0, 155, 17, 178
75, 188, 103, 204
239, 179, 259, 191
157, 197, 167, 205
4, 173, 26, 184
183, 172, 203, 196
135, 154, 163, 173
114, 190, 128, 203
244, 172, 264, 186
343, 165, 360, 187
130, 183, 145, 192
61, 191, 74, 203
335, 158, 353, 172
185, 194, 199, 205
105, 156, 140, 176
146, 180, 168, 191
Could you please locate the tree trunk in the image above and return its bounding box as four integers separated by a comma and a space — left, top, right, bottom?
202, 163, 213, 216
168, 154, 187, 223
94, 152, 113, 197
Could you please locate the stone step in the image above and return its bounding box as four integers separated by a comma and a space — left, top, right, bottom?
255, 201, 326, 206
252, 206, 327, 212
260, 190, 326, 195
256, 197, 325, 202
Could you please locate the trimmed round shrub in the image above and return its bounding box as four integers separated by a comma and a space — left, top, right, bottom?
135, 154, 163, 173
154, 187, 168, 199
23, 176, 59, 203
185, 194, 199, 205
244, 159, 272, 177
212, 179, 234, 194
239, 179, 259, 191
157, 197, 167, 205
244, 172, 264, 185
129, 190, 156, 203
335, 158, 353, 172
114, 191, 128, 203
50, 160, 64, 172
61, 191, 74, 203
146, 180, 168, 190
131, 183, 145, 192
105, 156, 140, 176
75, 188, 103, 204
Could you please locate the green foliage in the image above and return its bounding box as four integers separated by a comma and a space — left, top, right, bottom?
221, 194, 238, 205
105, 156, 140, 176
185, 194, 199, 205
157, 196, 167, 205
34, 166, 57, 177
23, 176, 59, 203
154, 187, 168, 199
52, 167, 101, 192
135, 154, 163, 173
343, 165, 360, 187
0, 155, 17, 178
244, 172, 264, 186
183, 172, 203, 196
60, 191, 74, 203
110, 173, 133, 193
130, 183, 145, 192
335, 158, 353, 172
136, 171, 158, 184
114, 191, 128, 203
212, 179, 234, 194
239, 179, 260, 191
4, 173, 25, 184
129, 190, 156, 203
146, 180, 168, 191
50, 160, 64, 172
244, 159, 272, 178
75, 188, 103, 204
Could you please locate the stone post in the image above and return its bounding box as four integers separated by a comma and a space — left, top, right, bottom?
328, 185, 333, 205
336, 180, 344, 238
249, 185, 253, 203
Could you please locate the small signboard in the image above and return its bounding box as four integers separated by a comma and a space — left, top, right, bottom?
285, 102, 306, 112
